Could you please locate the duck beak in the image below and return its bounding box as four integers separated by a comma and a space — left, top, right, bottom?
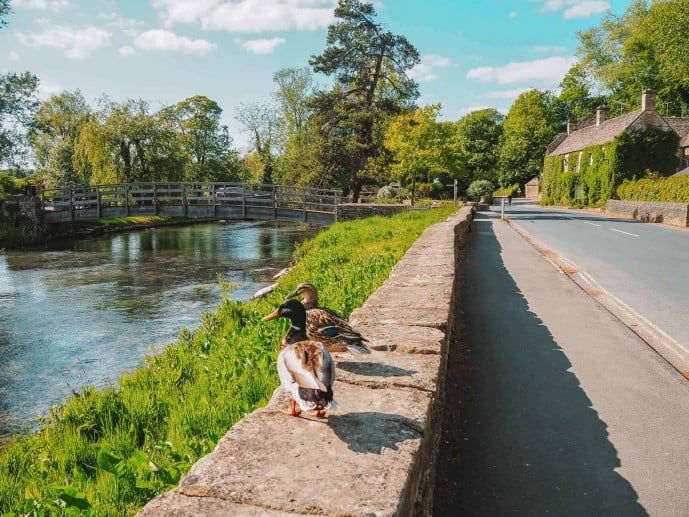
262, 308, 281, 322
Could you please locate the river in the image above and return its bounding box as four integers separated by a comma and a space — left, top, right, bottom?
0, 220, 320, 435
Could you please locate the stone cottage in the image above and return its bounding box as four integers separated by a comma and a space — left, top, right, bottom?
540, 90, 688, 206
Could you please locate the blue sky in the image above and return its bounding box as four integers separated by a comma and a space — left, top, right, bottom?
1, 0, 634, 149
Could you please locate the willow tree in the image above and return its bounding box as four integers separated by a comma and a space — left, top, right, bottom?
30, 90, 91, 188
309, 0, 420, 201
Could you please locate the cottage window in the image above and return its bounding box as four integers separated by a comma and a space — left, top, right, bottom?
563, 154, 569, 171
576, 152, 583, 172
589, 153, 594, 166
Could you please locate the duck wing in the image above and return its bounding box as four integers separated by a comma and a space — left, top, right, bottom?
278, 341, 332, 392
306, 307, 370, 354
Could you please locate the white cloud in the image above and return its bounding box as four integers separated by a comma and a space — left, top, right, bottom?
509, 11, 519, 19
98, 12, 146, 30
13, 0, 71, 11
8, 51, 19, 61
37, 78, 63, 100
536, 0, 610, 19
408, 54, 457, 83
133, 29, 216, 55
152, 0, 336, 32
238, 37, 286, 54
17, 26, 111, 59
466, 56, 576, 85
119, 45, 137, 56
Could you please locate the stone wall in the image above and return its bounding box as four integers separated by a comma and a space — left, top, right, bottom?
138, 205, 474, 517
1, 196, 44, 232
606, 199, 689, 227
336, 203, 407, 221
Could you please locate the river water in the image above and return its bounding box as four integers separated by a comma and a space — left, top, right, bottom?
0, 220, 320, 435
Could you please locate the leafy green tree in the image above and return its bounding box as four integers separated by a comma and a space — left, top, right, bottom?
272, 67, 317, 185
309, 0, 420, 200
498, 89, 560, 187
557, 63, 608, 122
235, 101, 279, 184
0, 72, 39, 170
75, 98, 174, 184
30, 90, 91, 188
161, 95, 244, 181
384, 104, 461, 204
575, 0, 689, 115
455, 108, 504, 184
466, 179, 494, 200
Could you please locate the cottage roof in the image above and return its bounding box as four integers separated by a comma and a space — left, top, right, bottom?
548, 110, 643, 156
665, 117, 689, 147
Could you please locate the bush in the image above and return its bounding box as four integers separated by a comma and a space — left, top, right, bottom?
466, 179, 494, 200
616, 175, 689, 202
493, 184, 520, 197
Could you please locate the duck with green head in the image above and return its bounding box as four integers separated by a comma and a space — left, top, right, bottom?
263, 299, 337, 417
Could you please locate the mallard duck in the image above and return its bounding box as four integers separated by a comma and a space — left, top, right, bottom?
284, 283, 370, 355
263, 299, 337, 417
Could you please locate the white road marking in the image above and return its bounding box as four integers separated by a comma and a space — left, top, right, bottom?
583, 221, 601, 227
610, 228, 639, 237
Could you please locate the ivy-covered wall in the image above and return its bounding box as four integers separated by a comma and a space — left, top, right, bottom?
540, 127, 679, 207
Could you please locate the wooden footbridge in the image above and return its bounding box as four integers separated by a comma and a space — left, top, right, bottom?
40, 182, 341, 226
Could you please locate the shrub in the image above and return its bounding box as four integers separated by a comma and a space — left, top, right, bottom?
493, 184, 520, 197
466, 179, 494, 199
616, 175, 689, 202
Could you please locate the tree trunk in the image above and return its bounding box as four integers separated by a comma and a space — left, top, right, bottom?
120, 141, 133, 182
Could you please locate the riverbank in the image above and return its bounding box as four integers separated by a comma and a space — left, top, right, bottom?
0, 204, 458, 515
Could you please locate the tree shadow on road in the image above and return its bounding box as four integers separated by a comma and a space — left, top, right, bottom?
434, 216, 647, 516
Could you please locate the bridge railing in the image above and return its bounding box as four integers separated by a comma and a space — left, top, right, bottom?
40, 182, 341, 223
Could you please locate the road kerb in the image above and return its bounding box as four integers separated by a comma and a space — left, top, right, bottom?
504, 217, 689, 380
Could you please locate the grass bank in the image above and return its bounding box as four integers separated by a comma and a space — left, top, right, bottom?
0, 203, 458, 516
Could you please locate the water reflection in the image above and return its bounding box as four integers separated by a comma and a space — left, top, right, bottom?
0, 220, 319, 434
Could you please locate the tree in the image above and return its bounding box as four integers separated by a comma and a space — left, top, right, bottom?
575, 0, 689, 115
384, 104, 461, 204
0, 72, 39, 170
1, 0, 11, 30
272, 67, 317, 185
498, 89, 560, 187
161, 95, 244, 181
455, 108, 504, 184
557, 63, 608, 122
235, 101, 279, 184
309, 0, 420, 201
30, 90, 91, 188
74, 98, 171, 184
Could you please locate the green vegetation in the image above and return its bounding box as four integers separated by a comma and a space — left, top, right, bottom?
493, 184, 520, 197
0, 204, 457, 516
540, 128, 679, 207
467, 180, 494, 200
617, 175, 689, 203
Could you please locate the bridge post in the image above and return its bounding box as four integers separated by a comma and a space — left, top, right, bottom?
96, 186, 102, 219
273, 185, 277, 219
241, 184, 246, 218
153, 183, 158, 216
303, 188, 307, 222
70, 187, 75, 222
124, 184, 130, 216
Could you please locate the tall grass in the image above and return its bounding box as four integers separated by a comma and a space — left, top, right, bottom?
0, 204, 457, 516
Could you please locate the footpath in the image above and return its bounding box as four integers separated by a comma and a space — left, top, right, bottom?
434, 209, 689, 516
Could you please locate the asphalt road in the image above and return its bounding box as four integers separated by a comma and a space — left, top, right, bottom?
434, 210, 689, 516
499, 199, 689, 370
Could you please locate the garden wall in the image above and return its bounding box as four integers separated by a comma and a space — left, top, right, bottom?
138, 205, 473, 516
606, 199, 689, 227
336, 202, 407, 221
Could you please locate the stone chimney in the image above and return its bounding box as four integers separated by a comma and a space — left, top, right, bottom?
642, 89, 656, 111
567, 119, 576, 135
596, 105, 610, 127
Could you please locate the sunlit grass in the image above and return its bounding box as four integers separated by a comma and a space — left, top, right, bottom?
0, 203, 458, 515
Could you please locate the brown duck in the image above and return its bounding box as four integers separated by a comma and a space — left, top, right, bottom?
263, 299, 337, 417
284, 282, 370, 355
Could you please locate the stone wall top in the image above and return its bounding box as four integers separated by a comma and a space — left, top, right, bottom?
606, 199, 689, 227
138, 206, 474, 517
